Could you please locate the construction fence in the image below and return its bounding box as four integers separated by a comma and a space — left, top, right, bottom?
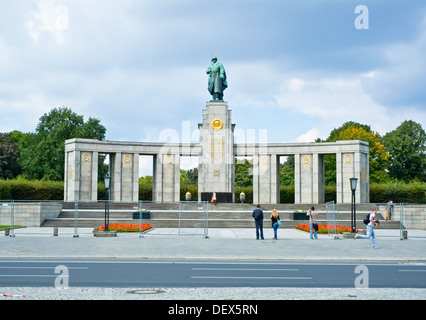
0, 200, 209, 238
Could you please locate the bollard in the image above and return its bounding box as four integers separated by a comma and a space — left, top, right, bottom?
402, 230, 408, 240
5, 228, 10, 237
53, 227, 58, 236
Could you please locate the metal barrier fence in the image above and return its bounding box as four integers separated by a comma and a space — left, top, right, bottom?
0, 200, 15, 237
0, 200, 65, 237
178, 201, 209, 238
325, 200, 340, 239
2, 199, 424, 239
1, 199, 210, 238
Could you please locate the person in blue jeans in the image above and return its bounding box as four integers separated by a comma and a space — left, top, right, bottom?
355, 208, 380, 248
252, 204, 264, 240
306, 207, 318, 239
270, 208, 280, 240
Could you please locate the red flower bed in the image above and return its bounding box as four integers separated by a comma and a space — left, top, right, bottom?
295, 224, 361, 234
96, 223, 153, 233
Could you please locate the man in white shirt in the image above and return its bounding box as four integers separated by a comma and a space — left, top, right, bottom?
355, 208, 379, 248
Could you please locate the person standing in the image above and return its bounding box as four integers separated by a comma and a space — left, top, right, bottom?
270, 208, 280, 240
355, 208, 379, 248
386, 200, 394, 220
306, 207, 318, 239
252, 204, 264, 240
211, 192, 217, 205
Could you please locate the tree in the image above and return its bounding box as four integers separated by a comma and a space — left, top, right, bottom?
235, 158, 253, 187
383, 120, 426, 182
0, 131, 22, 179
280, 156, 294, 186
325, 121, 391, 183
19, 107, 106, 180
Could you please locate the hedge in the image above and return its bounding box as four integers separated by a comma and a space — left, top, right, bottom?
1, 179, 425, 204
0, 179, 63, 200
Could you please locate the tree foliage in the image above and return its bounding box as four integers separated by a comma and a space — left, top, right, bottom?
383, 120, 426, 182
325, 121, 391, 183
235, 158, 253, 187
0, 131, 22, 179
18, 107, 106, 181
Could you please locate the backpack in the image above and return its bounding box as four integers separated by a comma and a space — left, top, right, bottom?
363, 213, 370, 225
253, 209, 262, 221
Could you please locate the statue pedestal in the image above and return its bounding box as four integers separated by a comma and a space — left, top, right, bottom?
198, 101, 235, 202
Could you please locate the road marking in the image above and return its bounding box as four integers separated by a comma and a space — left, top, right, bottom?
0, 275, 57, 277
191, 276, 312, 280
0, 267, 87, 269
192, 268, 299, 271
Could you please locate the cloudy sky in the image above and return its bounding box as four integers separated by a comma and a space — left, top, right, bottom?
1, 0, 426, 157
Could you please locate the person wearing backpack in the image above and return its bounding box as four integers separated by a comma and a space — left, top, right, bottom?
355, 208, 379, 248
252, 204, 264, 240
306, 207, 318, 240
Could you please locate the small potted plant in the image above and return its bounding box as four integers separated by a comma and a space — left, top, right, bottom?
133, 208, 151, 219
293, 210, 309, 220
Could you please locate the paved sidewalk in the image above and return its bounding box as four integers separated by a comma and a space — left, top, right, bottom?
1, 227, 426, 261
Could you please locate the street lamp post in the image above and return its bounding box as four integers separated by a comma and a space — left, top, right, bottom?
350, 177, 358, 233
104, 174, 111, 232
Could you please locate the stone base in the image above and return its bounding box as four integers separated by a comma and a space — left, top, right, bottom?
343, 232, 357, 239
201, 192, 233, 203
93, 230, 117, 237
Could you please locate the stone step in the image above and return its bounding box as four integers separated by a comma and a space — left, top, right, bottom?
42, 202, 401, 229
41, 217, 401, 229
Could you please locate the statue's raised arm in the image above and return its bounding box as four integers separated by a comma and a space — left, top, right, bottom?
206, 57, 227, 101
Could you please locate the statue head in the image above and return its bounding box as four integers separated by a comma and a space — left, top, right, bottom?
211, 56, 217, 62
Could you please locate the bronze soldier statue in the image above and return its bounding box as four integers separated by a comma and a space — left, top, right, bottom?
206, 57, 227, 101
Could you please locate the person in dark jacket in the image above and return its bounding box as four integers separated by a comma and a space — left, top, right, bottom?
252, 204, 264, 240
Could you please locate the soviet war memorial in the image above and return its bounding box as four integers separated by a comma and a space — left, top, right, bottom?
65, 56, 369, 206
59, 54, 424, 236
0, 1, 425, 303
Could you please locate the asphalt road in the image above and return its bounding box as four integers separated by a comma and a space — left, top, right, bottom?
1, 258, 425, 289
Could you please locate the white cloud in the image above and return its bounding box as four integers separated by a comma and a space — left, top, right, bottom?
0, 0, 425, 146
296, 128, 320, 143
26, 1, 69, 45
274, 74, 386, 118
0, 37, 13, 70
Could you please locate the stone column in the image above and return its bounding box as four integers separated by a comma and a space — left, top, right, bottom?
253, 154, 279, 204
337, 152, 355, 203
64, 149, 80, 202
312, 153, 325, 204
64, 150, 98, 202
110, 152, 122, 202
119, 153, 139, 202
300, 154, 314, 204
294, 153, 323, 204
154, 153, 180, 202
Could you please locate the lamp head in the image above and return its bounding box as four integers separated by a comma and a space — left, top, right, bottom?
104, 174, 111, 190
350, 177, 358, 191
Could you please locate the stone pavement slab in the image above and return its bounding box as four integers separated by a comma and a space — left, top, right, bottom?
1, 227, 425, 262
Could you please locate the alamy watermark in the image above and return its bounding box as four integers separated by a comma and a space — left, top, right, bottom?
54, 265, 69, 289
354, 5, 369, 30
354, 265, 369, 288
